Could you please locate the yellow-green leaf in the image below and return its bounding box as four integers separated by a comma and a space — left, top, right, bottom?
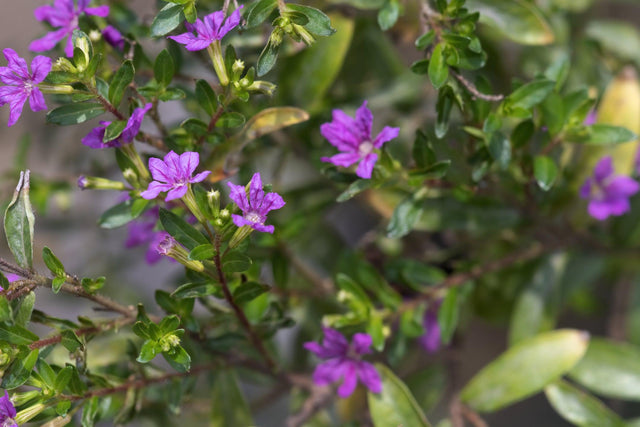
545, 380, 625, 427
241, 107, 309, 141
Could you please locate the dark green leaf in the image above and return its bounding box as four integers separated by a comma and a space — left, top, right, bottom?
564, 124, 636, 145
82, 396, 100, 427
195, 79, 218, 116
54, 366, 74, 392
233, 281, 270, 305
103, 120, 127, 143
222, 251, 252, 274
503, 79, 555, 112
336, 179, 372, 202
188, 244, 216, 261
487, 131, 511, 168
415, 30, 436, 50
413, 130, 436, 168
245, 0, 278, 28
151, 3, 184, 37
43, 247, 65, 277
368, 364, 432, 427
61, 329, 83, 352
387, 197, 423, 238
47, 103, 105, 125
1, 349, 38, 389
438, 287, 459, 344
0, 294, 11, 323
408, 160, 451, 185
109, 60, 134, 107
534, 156, 558, 191
4, 171, 35, 269
154, 49, 175, 88
257, 38, 280, 77
171, 282, 218, 299
98, 199, 145, 229
216, 112, 246, 128
287, 4, 335, 36
159, 208, 209, 250
428, 43, 448, 89
158, 87, 185, 101
460, 329, 590, 412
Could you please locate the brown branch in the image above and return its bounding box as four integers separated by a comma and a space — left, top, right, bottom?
213, 235, 277, 371
461, 404, 489, 427
286, 385, 335, 427
196, 105, 226, 146
87, 84, 125, 120
453, 72, 504, 102
29, 317, 135, 350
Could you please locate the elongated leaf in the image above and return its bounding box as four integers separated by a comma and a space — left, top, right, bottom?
47, 103, 105, 125
286, 4, 335, 36
387, 197, 423, 238
195, 79, 218, 116
585, 21, 640, 66
171, 282, 218, 299
98, 199, 144, 229
43, 247, 66, 277
0, 323, 39, 345
337, 179, 372, 202
1, 349, 38, 389
564, 124, 636, 145
151, 3, 184, 37
109, 60, 134, 107
159, 208, 209, 250
4, 171, 35, 268
569, 338, 640, 401
466, 0, 554, 45
545, 380, 625, 427
428, 43, 448, 89
460, 329, 589, 412
503, 79, 555, 112
210, 370, 254, 426
533, 156, 558, 191
222, 251, 252, 274
377, 0, 399, 31
154, 49, 175, 88
368, 364, 432, 427
245, 0, 278, 28
241, 107, 309, 141
188, 244, 216, 261
233, 282, 270, 305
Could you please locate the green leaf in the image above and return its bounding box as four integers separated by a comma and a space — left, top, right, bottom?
387, 197, 423, 238
222, 251, 252, 274
109, 60, 134, 107
0, 295, 11, 323
52, 277, 66, 294
460, 329, 590, 412
46, 103, 105, 125
564, 124, 636, 145
43, 247, 66, 277
210, 370, 254, 426
428, 43, 448, 90
158, 87, 185, 101
240, 107, 309, 141
336, 179, 372, 202
183, 2, 197, 23
154, 49, 175, 88
103, 120, 127, 143
171, 282, 218, 299
233, 282, 270, 305
151, 3, 184, 37
61, 329, 83, 352
4, 171, 35, 269
195, 79, 218, 116
377, 0, 400, 31
569, 338, 640, 401
412, 130, 436, 168
159, 208, 209, 250
286, 4, 335, 36
257, 36, 280, 77
533, 156, 558, 191
1, 349, 38, 389
137, 340, 159, 363
368, 364, 432, 427
14, 291, 34, 328
245, 0, 278, 28
82, 396, 100, 427
438, 287, 460, 345
487, 131, 511, 168
98, 199, 145, 229
408, 161, 451, 185
216, 112, 246, 128
585, 21, 640, 66
545, 380, 625, 427
54, 366, 74, 392
502, 79, 555, 112
188, 244, 216, 261
466, 0, 554, 45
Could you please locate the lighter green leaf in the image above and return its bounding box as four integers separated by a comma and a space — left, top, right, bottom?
545, 380, 625, 427
4, 171, 35, 268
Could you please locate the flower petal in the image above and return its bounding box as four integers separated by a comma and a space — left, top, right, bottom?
227, 182, 250, 213
140, 181, 172, 200
29, 28, 69, 53
248, 172, 265, 211
165, 185, 188, 201
352, 333, 373, 355
337, 363, 358, 398
28, 88, 47, 112
30, 56, 52, 83
7, 95, 27, 127
357, 361, 382, 394
579, 178, 593, 200
373, 125, 399, 148
163, 151, 182, 179
320, 121, 359, 151
3, 49, 28, 77
606, 176, 640, 198
120, 103, 151, 143
179, 151, 200, 176
251, 223, 275, 233
82, 125, 107, 149
321, 327, 349, 357
321, 152, 360, 168
190, 170, 211, 183
217, 6, 243, 39
587, 199, 615, 221
259, 192, 285, 215
84, 5, 110, 17
354, 100, 373, 141
356, 153, 378, 179
312, 358, 345, 386
593, 156, 613, 183
148, 157, 172, 183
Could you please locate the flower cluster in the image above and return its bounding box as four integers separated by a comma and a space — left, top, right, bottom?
30, 0, 109, 57
141, 151, 211, 202
304, 327, 382, 398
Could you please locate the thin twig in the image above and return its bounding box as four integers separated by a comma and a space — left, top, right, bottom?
453, 72, 504, 102
29, 317, 135, 350
461, 404, 488, 427
286, 385, 334, 427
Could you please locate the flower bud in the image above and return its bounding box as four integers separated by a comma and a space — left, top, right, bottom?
77, 175, 128, 191
157, 235, 207, 273
15, 403, 47, 424
207, 190, 220, 215
232, 60, 245, 81
247, 81, 277, 97
53, 57, 77, 74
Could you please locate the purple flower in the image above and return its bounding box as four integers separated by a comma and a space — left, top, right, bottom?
168, 7, 243, 51
584, 109, 597, 126
418, 303, 441, 354
30, 0, 110, 57
125, 208, 170, 265
0, 273, 19, 291
141, 151, 211, 202
0, 391, 17, 427
103, 25, 125, 50
82, 103, 151, 149
321, 101, 399, 179
0, 48, 51, 127
580, 156, 640, 220
304, 327, 382, 398
227, 173, 285, 234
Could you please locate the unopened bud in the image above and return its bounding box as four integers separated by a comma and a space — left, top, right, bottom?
207, 190, 220, 214
53, 57, 77, 73
232, 60, 245, 80
157, 235, 207, 273
77, 175, 127, 191
293, 24, 315, 46
248, 81, 277, 96
219, 209, 230, 219
15, 403, 47, 424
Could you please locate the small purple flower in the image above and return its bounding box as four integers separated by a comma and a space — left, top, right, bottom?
0, 391, 17, 427
0, 48, 51, 127
227, 173, 285, 234
580, 156, 640, 220
418, 303, 441, 354
125, 208, 170, 265
30, 0, 110, 57
102, 25, 125, 50
141, 151, 211, 202
168, 7, 243, 51
304, 327, 382, 398
321, 101, 399, 179
82, 103, 151, 149
584, 109, 597, 126
0, 273, 19, 291
157, 234, 177, 257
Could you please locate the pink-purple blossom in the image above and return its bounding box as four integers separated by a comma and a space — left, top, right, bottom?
227, 172, 285, 234
141, 151, 211, 202
168, 7, 243, 51
82, 103, 151, 149
418, 302, 441, 354
320, 101, 399, 179
30, 0, 110, 57
580, 156, 640, 220
0, 49, 51, 127
304, 327, 382, 398
103, 25, 125, 50
0, 391, 17, 427
0, 273, 19, 291
125, 208, 170, 265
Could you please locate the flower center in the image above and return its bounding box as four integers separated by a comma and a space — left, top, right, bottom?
358, 141, 374, 157
245, 211, 262, 224
2, 417, 16, 427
